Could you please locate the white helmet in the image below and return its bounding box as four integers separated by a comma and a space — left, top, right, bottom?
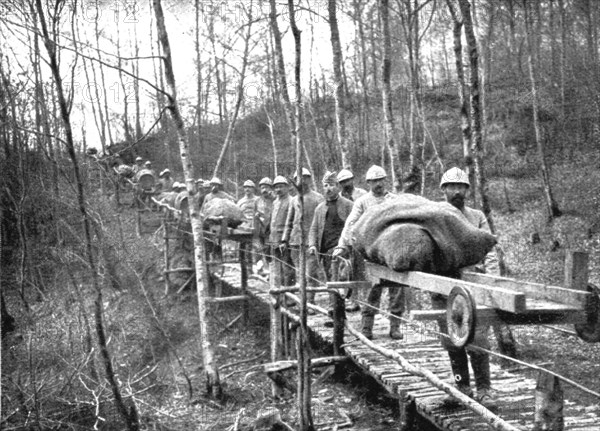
159, 169, 171, 177
209, 177, 223, 186
365, 165, 387, 181
259, 177, 273, 186
273, 175, 288, 186
337, 168, 354, 182
172, 181, 181, 190
440, 167, 470, 187
293, 167, 312, 179
243, 179, 256, 188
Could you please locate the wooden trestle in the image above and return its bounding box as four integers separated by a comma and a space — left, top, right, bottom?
213, 263, 600, 431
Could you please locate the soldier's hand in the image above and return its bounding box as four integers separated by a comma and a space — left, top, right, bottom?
332, 246, 348, 259
308, 246, 317, 256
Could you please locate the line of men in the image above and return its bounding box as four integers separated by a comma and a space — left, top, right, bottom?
234, 165, 498, 410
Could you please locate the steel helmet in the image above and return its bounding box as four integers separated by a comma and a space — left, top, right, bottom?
144, 161, 152, 167
337, 169, 354, 182
293, 167, 312, 179
159, 169, 171, 177
209, 177, 222, 185
273, 175, 288, 186
365, 165, 387, 181
243, 179, 256, 188
172, 181, 181, 189
259, 177, 273, 186
135, 156, 143, 162
440, 167, 470, 187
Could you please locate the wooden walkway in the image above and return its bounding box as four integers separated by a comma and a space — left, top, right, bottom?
214, 264, 600, 430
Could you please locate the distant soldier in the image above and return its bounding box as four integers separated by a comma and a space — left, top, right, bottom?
282, 168, 324, 305
143, 160, 157, 178
237, 180, 259, 231
308, 171, 354, 312
158, 169, 174, 192
333, 165, 405, 340
337, 168, 367, 202
269, 176, 294, 287
132, 156, 144, 174
202, 177, 235, 207
254, 177, 275, 274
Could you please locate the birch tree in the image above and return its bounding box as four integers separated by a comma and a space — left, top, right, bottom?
152, 0, 222, 399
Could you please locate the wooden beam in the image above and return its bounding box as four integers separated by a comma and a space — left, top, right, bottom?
206, 295, 248, 303
461, 271, 590, 308
365, 263, 527, 313
262, 356, 348, 373
326, 281, 372, 290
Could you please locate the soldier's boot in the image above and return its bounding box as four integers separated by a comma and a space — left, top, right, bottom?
389, 318, 403, 340
361, 315, 375, 340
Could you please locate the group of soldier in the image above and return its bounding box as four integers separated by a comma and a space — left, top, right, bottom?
124, 157, 498, 410
230, 165, 498, 410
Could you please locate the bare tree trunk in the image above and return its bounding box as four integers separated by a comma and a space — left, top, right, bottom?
34, 1, 138, 428
195, 0, 204, 158
446, 0, 473, 185
380, 0, 402, 191
287, 0, 313, 428
269, 0, 297, 152
523, 0, 561, 220
328, 0, 351, 169
213, 1, 254, 177
152, 0, 222, 399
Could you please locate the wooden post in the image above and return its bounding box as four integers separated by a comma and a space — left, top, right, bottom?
533, 371, 564, 431
398, 395, 416, 431
163, 218, 170, 296
283, 313, 290, 359
332, 291, 345, 357
270, 260, 284, 397
564, 250, 589, 291
239, 241, 248, 325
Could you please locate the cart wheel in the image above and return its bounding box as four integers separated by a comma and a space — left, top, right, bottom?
446, 286, 477, 348
575, 283, 600, 343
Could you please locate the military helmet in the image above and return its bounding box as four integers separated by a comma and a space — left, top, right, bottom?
440, 167, 470, 187
365, 165, 387, 181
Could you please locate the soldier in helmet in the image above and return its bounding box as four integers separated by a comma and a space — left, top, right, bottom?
269, 176, 295, 287
158, 169, 174, 192
435, 167, 499, 410
254, 177, 275, 273
132, 156, 144, 174
333, 165, 406, 340
337, 168, 367, 202
202, 177, 235, 207
237, 179, 259, 231
281, 168, 325, 306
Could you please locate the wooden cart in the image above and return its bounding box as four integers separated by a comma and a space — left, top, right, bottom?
364, 251, 600, 347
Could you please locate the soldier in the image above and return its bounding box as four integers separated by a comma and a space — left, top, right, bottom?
132, 156, 144, 174
333, 165, 405, 340
435, 167, 498, 410
254, 177, 275, 274
158, 169, 174, 192
281, 168, 324, 305
308, 172, 354, 313
237, 180, 259, 231
337, 168, 367, 201
202, 177, 235, 206
270, 176, 294, 287
143, 160, 157, 178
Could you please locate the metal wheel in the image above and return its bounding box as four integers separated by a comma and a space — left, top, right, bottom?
446, 285, 477, 348
575, 283, 600, 343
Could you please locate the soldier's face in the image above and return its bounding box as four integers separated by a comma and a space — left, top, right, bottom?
339, 178, 352, 192
274, 184, 288, 197
367, 178, 386, 196
260, 185, 272, 197
443, 183, 469, 209
323, 181, 340, 201
244, 186, 254, 196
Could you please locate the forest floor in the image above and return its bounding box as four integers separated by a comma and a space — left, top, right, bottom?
2, 149, 600, 430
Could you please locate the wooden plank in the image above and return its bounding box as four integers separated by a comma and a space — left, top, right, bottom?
365, 263, 527, 313
325, 281, 372, 290
461, 271, 590, 308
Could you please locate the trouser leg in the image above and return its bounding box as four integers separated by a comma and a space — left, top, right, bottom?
363, 283, 383, 318
468, 325, 492, 390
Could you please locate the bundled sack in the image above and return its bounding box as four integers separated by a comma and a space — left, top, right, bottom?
202, 197, 245, 228
353, 194, 496, 275
116, 164, 134, 178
